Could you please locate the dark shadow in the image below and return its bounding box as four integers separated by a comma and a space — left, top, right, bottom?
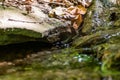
0, 41, 52, 61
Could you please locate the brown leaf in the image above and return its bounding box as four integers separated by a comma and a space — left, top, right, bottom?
24, 0, 33, 5
69, 7, 78, 15
72, 14, 83, 30
67, 5, 87, 15
77, 5, 87, 15
24, 0, 33, 14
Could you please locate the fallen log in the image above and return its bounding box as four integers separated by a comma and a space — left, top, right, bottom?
0, 4, 74, 45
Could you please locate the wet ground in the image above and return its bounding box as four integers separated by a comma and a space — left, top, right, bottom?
0, 42, 120, 80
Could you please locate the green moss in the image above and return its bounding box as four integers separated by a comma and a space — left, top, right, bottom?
114, 19, 120, 27
0, 28, 42, 38
0, 34, 36, 45
0, 50, 100, 80
0, 28, 42, 45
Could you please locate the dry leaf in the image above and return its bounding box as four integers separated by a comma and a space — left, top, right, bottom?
49, 7, 66, 18
67, 5, 87, 15
24, 0, 33, 14
78, 0, 92, 7
77, 5, 87, 15
48, 0, 92, 30
72, 14, 83, 30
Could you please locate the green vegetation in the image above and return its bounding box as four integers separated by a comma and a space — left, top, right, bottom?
0, 28, 42, 45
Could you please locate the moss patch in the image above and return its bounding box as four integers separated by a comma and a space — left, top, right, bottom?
0, 28, 42, 45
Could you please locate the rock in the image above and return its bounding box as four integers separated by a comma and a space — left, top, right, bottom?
81, 0, 120, 34
74, 0, 120, 47
72, 28, 120, 47
72, 0, 120, 70
0, 4, 72, 45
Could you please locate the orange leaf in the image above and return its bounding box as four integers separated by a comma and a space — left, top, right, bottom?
69, 7, 78, 15
72, 14, 83, 30
24, 0, 33, 5
50, 0, 53, 2
67, 6, 74, 11
77, 5, 87, 15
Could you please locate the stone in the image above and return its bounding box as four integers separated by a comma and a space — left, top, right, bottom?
0, 3, 72, 45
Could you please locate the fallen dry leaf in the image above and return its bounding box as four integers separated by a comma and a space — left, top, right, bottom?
77, 5, 87, 15
72, 14, 83, 30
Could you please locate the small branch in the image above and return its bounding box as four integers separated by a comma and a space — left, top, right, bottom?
8, 19, 43, 24
38, 1, 65, 6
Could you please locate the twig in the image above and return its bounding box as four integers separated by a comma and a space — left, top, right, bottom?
8, 19, 43, 24
38, 1, 65, 6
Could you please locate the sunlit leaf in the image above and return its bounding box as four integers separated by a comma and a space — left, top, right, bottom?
78, 0, 92, 7
72, 14, 83, 30
77, 5, 87, 15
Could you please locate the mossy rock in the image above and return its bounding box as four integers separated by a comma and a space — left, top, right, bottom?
0, 4, 71, 45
